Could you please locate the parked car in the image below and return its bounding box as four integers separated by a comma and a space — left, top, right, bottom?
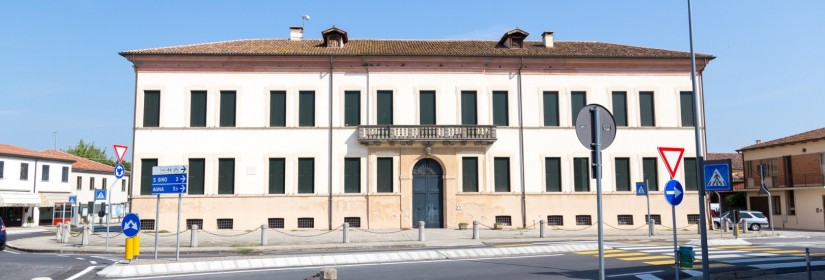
1, 217, 6, 250
712, 210, 769, 231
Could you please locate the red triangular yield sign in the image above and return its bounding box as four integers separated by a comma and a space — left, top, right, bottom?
658, 147, 685, 179
113, 144, 128, 163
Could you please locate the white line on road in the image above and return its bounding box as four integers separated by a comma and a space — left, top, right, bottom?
90, 261, 98, 265
635, 273, 663, 280
2, 249, 21, 254
722, 256, 802, 264
607, 270, 664, 277
118, 254, 566, 279
65, 266, 100, 280
75, 257, 85, 260
751, 260, 825, 269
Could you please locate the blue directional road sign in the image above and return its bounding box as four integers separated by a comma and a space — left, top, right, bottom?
68, 196, 77, 204
122, 213, 140, 237
664, 180, 684, 206
114, 163, 126, 179
704, 160, 731, 191
636, 182, 648, 196
94, 189, 106, 201
152, 165, 188, 194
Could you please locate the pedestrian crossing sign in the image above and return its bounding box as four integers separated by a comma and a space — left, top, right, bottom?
635, 182, 648, 196
704, 160, 731, 191
95, 189, 107, 201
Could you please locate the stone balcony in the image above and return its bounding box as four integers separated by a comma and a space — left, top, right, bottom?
358, 125, 496, 146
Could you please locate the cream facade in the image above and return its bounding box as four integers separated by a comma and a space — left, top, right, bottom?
124, 28, 712, 231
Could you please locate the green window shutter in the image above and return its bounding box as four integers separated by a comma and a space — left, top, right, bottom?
462, 157, 478, 192
680, 91, 695, 127
494, 157, 510, 192
376, 157, 393, 193
614, 158, 630, 191
190, 91, 207, 127
684, 158, 697, 191
419, 91, 436, 125
270, 91, 286, 127
220, 91, 236, 127
377, 90, 393, 125
188, 159, 205, 195
574, 158, 590, 192
543, 91, 559, 126
143, 91, 160, 127
545, 157, 561, 192
140, 159, 158, 195
611, 91, 627, 127
269, 158, 285, 194
493, 91, 509, 126
571, 91, 586, 125
461, 91, 477, 125
639, 92, 655, 127
344, 158, 361, 193
298, 158, 314, 193
218, 158, 235, 194
643, 158, 659, 191
344, 91, 360, 126
299, 91, 315, 127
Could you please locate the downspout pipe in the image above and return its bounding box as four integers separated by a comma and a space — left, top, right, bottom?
128, 56, 138, 213
328, 56, 334, 230
363, 58, 370, 229
517, 58, 527, 228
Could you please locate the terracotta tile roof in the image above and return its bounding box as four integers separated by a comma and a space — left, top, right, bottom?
41, 150, 118, 174
0, 144, 74, 163
120, 39, 714, 59
739, 127, 825, 151
706, 153, 744, 170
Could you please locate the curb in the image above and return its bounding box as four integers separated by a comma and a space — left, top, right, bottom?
685, 268, 775, 280
96, 243, 600, 278
685, 239, 751, 246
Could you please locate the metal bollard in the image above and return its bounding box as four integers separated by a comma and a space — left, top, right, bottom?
540, 220, 546, 238
418, 221, 425, 242
742, 220, 748, 234
56, 223, 63, 242
261, 224, 268, 246
806, 248, 812, 280
649, 218, 655, 236
81, 225, 90, 246
722, 220, 728, 233
190, 224, 198, 248
472, 221, 479, 240
343, 222, 349, 244
62, 223, 70, 243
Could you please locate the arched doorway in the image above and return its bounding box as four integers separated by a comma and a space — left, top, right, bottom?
412, 158, 443, 228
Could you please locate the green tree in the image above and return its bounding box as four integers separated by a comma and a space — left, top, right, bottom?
64, 139, 131, 169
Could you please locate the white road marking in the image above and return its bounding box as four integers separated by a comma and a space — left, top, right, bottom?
3, 249, 21, 254
75, 257, 85, 260
635, 274, 663, 280
683, 270, 702, 277
608, 270, 663, 277
90, 261, 98, 265
65, 266, 100, 280
721, 256, 803, 264
751, 260, 825, 269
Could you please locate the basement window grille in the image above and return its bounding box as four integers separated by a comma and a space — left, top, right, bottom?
139, 219, 155, 230
217, 218, 234, 229
298, 217, 315, 229
268, 218, 285, 229
645, 214, 662, 225
186, 219, 203, 230
547, 215, 563, 226
576, 215, 592, 226
687, 214, 700, 225
344, 217, 361, 228
617, 215, 634, 225
495, 216, 512, 226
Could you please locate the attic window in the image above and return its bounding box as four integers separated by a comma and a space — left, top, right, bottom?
322, 26, 348, 48
498, 28, 529, 49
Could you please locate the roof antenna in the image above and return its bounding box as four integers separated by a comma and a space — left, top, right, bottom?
302, 15, 310, 28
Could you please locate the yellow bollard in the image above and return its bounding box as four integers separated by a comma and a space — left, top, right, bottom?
125, 237, 134, 260
134, 235, 141, 257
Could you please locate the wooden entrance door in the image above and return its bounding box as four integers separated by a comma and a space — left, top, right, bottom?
412, 159, 443, 228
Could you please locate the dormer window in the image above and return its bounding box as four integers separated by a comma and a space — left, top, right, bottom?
322, 26, 348, 48
498, 28, 529, 49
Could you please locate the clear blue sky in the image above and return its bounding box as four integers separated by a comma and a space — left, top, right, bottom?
2, 1, 823, 160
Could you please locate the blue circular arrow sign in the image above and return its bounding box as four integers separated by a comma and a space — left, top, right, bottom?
114, 163, 126, 179
664, 180, 684, 206
122, 213, 140, 238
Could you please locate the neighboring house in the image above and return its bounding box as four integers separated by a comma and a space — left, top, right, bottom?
0, 144, 74, 227
42, 150, 130, 224
121, 27, 713, 231
738, 127, 825, 230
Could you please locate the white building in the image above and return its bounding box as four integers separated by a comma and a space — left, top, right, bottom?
0, 144, 74, 226
122, 27, 713, 231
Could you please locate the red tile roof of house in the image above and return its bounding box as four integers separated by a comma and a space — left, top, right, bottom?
0, 144, 75, 163
738, 127, 825, 151
706, 153, 744, 170
41, 150, 118, 174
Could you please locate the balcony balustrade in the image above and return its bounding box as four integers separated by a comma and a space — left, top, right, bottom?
358, 125, 496, 145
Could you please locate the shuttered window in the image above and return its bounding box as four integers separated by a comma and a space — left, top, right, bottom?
269, 91, 286, 127
344, 91, 360, 126
299, 91, 315, 127
461, 91, 477, 125
574, 158, 590, 192
615, 158, 630, 191
543, 91, 559, 126
140, 159, 157, 195
571, 91, 586, 125
545, 157, 561, 192
493, 91, 509, 126
218, 158, 235, 194
377, 90, 393, 125
684, 158, 697, 191
143, 90, 160, 127
0, 161, 4, 179
219, 91, 236, 127
643, 158, 659, 191
269, 158, 285, 194
612, 91, 627, 126
419, 91, 436, 125
494, 157, 510, 192
61, 166, 69, 182
190, 90, 207, 127
42, 165, 49, 181
680, 91, 695, 127
462, 157, 478, 192
639, 92, 655, 127
376, 157, 393, 193
344, 158, 360, 193
188, 159, 205, 195
298, 158, 314, 193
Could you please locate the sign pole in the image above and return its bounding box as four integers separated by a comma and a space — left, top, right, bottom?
105, 180, 115, 252
154, 194, 160, 260
717, 192, 723, 237
646, 180, 652, 237
61, 203, 66, 226
672, 203, 679, 280
175, 193, 182, 261
593, 106, 605, 280
760, 164, 775, 235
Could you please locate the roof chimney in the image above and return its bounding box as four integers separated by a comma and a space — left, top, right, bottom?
755, 139, 762, 144
542, 31, 554, 48
289, 26, 303, 41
